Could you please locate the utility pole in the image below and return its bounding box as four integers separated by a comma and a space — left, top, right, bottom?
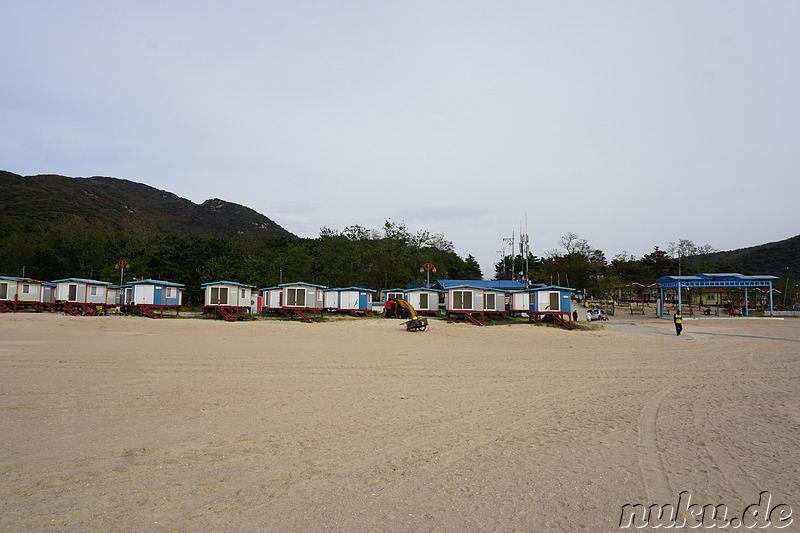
503, 234, 514, 281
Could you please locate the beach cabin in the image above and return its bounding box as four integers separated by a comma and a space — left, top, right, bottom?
443, 284, 507, 326
509, 290, 532, 316
324, 287, 375, 316
383, 288, 406, 302
0, 276, 46, 312
279, 282, 327, 322
201, 281, 255, 322
404, 287, 441, 316
52, 278, 114, 315
508, 284, 547, 316
529, 286, 575, 328
40, 282, 57, 308
259, 286, 283, 313
106, 286, 121, 308
125, 279, 184, 318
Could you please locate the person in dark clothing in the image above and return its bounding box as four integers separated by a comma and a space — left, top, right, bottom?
673, 311, 683, 336
573, 310, 578, 322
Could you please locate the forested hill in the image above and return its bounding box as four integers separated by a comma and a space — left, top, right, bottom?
0, 171, 294, 238
0, 171, 482, 291
702, 234, 800, 279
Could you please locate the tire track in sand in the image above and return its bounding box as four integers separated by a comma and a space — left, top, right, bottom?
637, 385, 675, 502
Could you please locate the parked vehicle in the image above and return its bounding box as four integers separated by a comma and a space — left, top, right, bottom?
586, 308, 608, 321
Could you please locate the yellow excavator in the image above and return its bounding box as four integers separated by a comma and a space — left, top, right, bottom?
382, 298, 428, 332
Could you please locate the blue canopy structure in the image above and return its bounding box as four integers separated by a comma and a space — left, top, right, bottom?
655, 273, 779, 317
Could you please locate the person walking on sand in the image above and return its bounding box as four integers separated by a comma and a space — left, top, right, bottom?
673, 310, 683, 336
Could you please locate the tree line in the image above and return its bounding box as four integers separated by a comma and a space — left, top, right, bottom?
494, 231, 794, 302
0, 217, 482, 304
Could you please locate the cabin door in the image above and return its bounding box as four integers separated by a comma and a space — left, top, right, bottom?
68, 284, 78, 301
154, 286, 163, 305
358, 293, 367, 310
0, 282, 7, 300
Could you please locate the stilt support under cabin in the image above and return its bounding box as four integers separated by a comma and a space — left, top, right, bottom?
279, 308, 323, 323
203, 306, 249, 322
529, 311, 573, 330
448, 311, 485, 326
134, 305, 180, 319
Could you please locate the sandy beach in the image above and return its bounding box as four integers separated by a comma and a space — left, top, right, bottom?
1, 311, 797, 532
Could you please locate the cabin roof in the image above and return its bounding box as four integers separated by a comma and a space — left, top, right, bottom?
129, 279, 185, 288
52, 278, 112, 285
200, 280, 256, 288
326, 286, 376, 293
532, 285, 576, 292
656, 273, 779, 287
434, 279, 526, 290
278, 281, 327, 289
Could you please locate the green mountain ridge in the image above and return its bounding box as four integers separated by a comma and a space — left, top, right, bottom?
0, 171, 295, 238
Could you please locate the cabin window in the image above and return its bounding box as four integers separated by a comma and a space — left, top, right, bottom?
484, 293, 496, 310
68, 284, 78, 301
241, 289, 246, 299
90, 286, 99, 296
549, 292, 560, 311
452, 290, 473, 310
0, 283, 7, 300
387, 292, 403, 301
287, 287, 306, 307
419, 293, 429, 309
22, 284, 31, 294
210, 287, 228, 305
166, 287, 175, 298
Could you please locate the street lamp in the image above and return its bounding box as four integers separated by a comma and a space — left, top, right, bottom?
420, 263, 436, 288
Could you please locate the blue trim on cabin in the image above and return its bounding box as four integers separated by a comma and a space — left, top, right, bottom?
532, 285, 576, 292
529, 287, 573, 313
201, 280, 256, 288
435, 279, 526, 291
278, 282, 328, 289
52, 278, 112, 285
655, 273, 779, 288
129, 279, 185, 288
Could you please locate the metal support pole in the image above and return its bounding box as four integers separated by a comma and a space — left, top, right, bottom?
677, 283, 682, 313
769, 281, 774, 317
744, 287, 749, 316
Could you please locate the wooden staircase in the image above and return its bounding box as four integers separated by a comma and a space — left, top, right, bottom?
216, 307, 238, 322
0, 302, 13, 313
465, 313, 484, 326
62, 302, 82, 316
553, 314, 573, 330
137, 305, 159, 319
294, 309, 313, 323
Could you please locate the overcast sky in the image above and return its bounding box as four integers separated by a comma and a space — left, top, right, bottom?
2, 1, 798, 277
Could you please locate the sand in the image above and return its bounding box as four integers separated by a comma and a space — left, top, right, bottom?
0, 311, 798, 532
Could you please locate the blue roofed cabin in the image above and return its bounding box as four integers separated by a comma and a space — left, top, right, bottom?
382, 288, 406, 302
121, 279, 185, 318
404, 287, 442, 316
442, 283, 508, 325
259, 286, 283, 312
201, 281, 256, 321
52, 278, 114, 315
0, 276, 47, 312
324, 287, 374, 315
127, 280, 184, 307
509, 284, 547, 316
279, 282, 327, 321
530, 286, 573, 314
528, 286, 575, 327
